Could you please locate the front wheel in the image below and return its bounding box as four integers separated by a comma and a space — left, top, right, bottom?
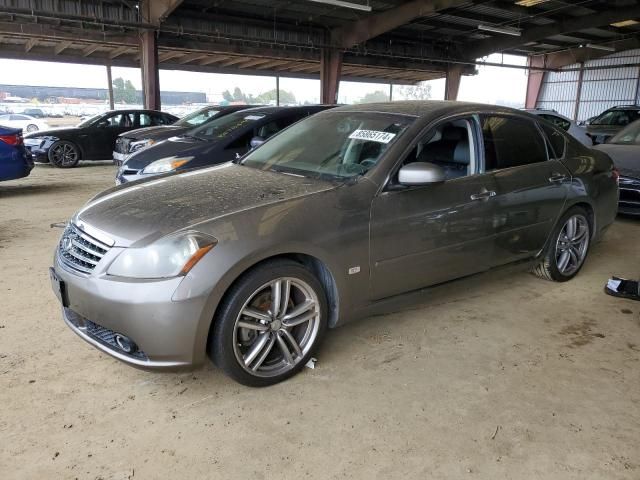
48, 140, 80, 168
533, 206, 591, 282
210, 260, 328, 387
26, 124, 39, 133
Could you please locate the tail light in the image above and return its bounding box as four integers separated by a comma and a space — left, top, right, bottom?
0, 132, 23, 146
612, 167, 620, 185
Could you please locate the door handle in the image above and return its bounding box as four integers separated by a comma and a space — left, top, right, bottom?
470, 190, 496, 201
548, 173, 567, 183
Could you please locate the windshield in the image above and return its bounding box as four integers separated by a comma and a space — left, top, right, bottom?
591, 109, 640, 126
77, 114, 103, 128
185, 110, 266, 140
241, 111, 413, 179
175, 107, 221, 127
609, 120, 640, 144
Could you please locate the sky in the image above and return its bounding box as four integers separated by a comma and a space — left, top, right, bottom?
0, 53, 528, 107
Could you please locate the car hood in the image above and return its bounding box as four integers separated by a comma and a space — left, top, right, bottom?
74, 163, 338, 247
124, 136, 215, 169
586, 125, 621, 136
595, 143, 640, 178
120, 125, 188, 141
24, 126, 79, 138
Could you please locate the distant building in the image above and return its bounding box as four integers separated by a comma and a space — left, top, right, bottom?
0, 84, 206, 105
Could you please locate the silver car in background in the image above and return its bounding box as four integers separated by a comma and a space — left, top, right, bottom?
50, 102, 619, 386
525, 109, 593, 146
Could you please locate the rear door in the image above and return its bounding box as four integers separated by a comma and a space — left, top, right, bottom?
480, 115, 570, 265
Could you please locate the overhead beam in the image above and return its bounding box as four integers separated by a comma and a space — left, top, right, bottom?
139, 0, 184, 25
467, 4, 640, 59
82, 44, 100, 57
332, 0, 468, 48
54, 41, 72, 55
109, 46, 132, 59
24, 37, 37, 52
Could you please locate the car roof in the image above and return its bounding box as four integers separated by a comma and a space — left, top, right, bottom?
224, 105, 335, 116
332, 100, 529, 119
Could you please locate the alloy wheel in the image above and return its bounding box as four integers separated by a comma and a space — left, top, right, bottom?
51, 142, 78, 167
232, 277, 320, 378
555, 214, 589, 276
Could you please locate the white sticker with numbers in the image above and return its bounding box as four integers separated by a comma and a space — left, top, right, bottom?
348, 129, 396, 144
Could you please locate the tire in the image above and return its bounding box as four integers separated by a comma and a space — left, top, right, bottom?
48, 140, 80, 168
210, 260, 328, 387
533, 206, 591, 282
26, 124, 38, 133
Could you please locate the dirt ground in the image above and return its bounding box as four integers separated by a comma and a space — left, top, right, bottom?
1, 162, 639, 479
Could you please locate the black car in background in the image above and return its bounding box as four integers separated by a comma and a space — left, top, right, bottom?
585, 105, 640, 145
595, 119, 640, 216
116, 105, 335, 184
113, 104, 261, 163
25, 109, 178, 168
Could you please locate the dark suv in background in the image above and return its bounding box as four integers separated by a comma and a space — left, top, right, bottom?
585, 105, 640, 144
113, 104, 260, 163
115, 105, 335, 184
25, 109, 177, 168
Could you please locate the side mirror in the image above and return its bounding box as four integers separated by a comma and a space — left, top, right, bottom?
398, 162, 446, 186
250, 136, 265, 149
96, 120, 109, 128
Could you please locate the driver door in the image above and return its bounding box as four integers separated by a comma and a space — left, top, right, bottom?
90, 112, 133, 159
369, 116, 498, 300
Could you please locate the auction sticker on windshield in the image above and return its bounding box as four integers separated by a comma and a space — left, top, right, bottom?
348, 129, 396, 143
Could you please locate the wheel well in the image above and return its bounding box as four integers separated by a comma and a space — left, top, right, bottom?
572, 202, 595, 237
206, 253, 340, 351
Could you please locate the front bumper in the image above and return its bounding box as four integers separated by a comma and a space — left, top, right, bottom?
619, 177, 640, 216
52, 251, 213, 369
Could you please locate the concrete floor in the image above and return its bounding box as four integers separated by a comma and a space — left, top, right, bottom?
1, 162, 639, 479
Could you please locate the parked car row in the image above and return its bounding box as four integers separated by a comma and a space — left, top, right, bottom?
49, 101, 620, 387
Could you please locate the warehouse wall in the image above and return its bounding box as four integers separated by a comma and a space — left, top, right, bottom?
536, 49, 640, 122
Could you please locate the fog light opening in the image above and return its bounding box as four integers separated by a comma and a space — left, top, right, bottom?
114, 334, 137, 354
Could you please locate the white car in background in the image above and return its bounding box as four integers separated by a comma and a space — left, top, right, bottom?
0, 113, 49, 133
524, 109, 593, 146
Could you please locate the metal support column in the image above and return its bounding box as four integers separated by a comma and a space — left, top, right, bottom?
444, 64, 463, 101
106, 63, 114, 110
276, 76, 280, 106
525, 55, 546, 109
320, 49, 343, 104
574, 62, 585, 121
140, 30, 160, 110
389, 83, 393, 101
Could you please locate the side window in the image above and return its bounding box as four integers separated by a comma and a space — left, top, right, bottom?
225, 130, 254, 151
257, 120, 282, 140
541, 114, 570, 132
105, 113, 133, 128
138, 113, 153, 127
540, 123, 566, 160
481, 116, 548, 171
402, 118, 475, 181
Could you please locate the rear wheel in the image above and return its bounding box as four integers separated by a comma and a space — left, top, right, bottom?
533, 206, 591, 282
49, 140, 80, 168
26, 124, 38, 133
210, 260, 328, 387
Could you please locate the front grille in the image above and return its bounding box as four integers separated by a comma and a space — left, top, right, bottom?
85, 320, 147, 360
114, 137, 130, 154
58, 223, 110, 274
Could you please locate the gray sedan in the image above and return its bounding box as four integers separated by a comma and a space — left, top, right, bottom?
50, 102, 619, 386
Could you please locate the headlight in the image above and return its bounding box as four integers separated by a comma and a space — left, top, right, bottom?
129, 139, 155, 153
141, 156, 192, 175
107, 231, 217, 279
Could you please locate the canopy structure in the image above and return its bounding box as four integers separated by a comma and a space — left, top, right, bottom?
1, 0, 639, 107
